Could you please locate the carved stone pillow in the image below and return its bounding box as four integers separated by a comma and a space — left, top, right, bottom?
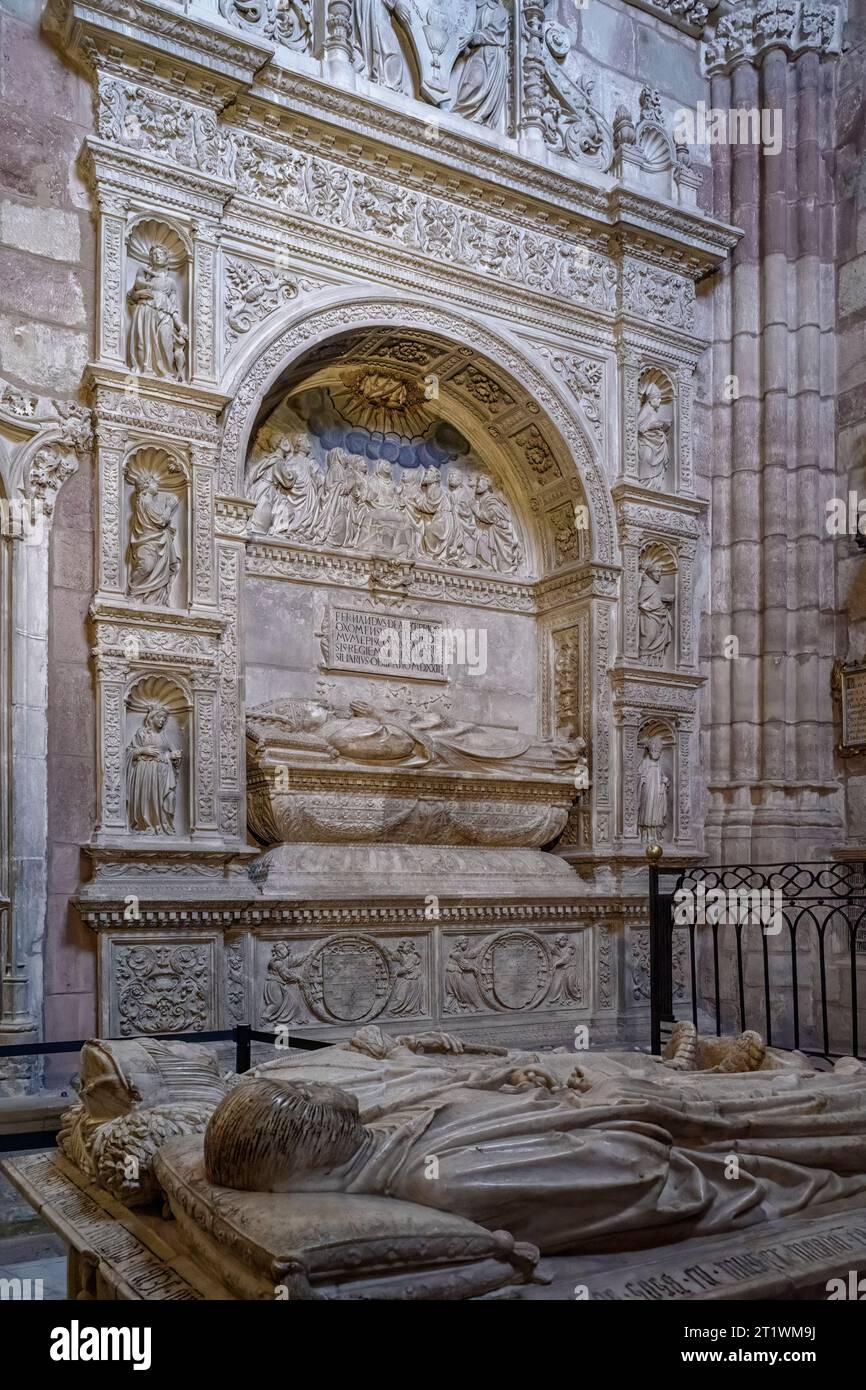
154, 1136, 537, 1300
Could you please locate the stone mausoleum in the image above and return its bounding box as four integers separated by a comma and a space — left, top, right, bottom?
0, 0, 863, 1086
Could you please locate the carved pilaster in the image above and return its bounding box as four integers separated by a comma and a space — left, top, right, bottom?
677, 542, 696, 670
192, 225, 219, 385
621, 524, 641, 660
676, 364, 694, 494
191, 451, 217, 608
676, 716, 694, 844
592, 600, 613, 847
96, 664, 127, 833
97, 432, 125, 595
619, 709, 642, 840
620, 348, 641, 482
217, 541, 242, 842
192, 678, 220, 837
324, 0, 354, 77
97, 201, 127, 366
519, 0, 546, 148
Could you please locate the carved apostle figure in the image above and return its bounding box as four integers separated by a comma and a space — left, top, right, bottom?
637, 735, 669, 844
127, 246, 188, 380
445, 469, 477, 565
269, 440, 322, 541
410, 466, 450, 559
126, 704, 182, 835
471, 474, 519, 572
126, 473, 181, 606
637, 557, 674, 665
636, 381, 670, 489
452, 0, 508, 128
313, 447, 358, 548
358, 458, 415, 554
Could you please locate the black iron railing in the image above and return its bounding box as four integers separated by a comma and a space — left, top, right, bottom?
647, 856, 866, 1060
0, 1025, 330, 1152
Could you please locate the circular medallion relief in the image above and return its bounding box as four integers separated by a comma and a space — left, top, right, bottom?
478, 931, 551, 1011
302, 934, 393, 1024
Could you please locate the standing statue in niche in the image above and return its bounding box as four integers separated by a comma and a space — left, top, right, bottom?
636, 382, 670, 490
126, 473, 181, 607
127, 246, 188, 380
452, 0, 508, 128
126, 704, 182, 835
637, 736, 669, 844
637, 557, 674, 666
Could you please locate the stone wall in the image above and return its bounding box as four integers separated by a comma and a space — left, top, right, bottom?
0, 0, 97, 1039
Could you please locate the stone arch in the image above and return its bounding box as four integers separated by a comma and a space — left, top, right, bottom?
218, 292, 616, 566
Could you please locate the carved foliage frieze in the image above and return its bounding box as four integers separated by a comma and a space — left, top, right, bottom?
96, 78, 618, 316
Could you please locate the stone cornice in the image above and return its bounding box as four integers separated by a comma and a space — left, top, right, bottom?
74, 891, 646, 928
52, 0, 740, 279
44, 0, 273, 86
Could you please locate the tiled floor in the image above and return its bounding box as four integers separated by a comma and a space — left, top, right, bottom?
0, 1161, 68, 1301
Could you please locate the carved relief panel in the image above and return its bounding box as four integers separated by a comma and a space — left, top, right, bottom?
101, 931, 220, 1036
254, 932, 430, 1028
442, 928, 589, 1014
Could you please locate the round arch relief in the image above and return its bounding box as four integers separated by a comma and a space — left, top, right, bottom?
218, 295, 616, 566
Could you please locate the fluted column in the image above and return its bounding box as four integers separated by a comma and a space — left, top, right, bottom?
706, 9, 844, 862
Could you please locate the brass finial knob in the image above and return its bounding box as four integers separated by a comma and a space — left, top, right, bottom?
645, 843, 663, 865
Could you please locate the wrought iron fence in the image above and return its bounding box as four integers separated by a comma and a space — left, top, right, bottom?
647, 856, 866, 1061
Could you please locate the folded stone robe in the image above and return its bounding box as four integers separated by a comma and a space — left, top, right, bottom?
254, 1045, 866, 1255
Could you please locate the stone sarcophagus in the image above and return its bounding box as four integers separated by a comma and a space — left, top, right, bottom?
245, 694, 587, 851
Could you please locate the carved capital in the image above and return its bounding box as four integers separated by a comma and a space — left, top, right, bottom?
703, 1, 843, 76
